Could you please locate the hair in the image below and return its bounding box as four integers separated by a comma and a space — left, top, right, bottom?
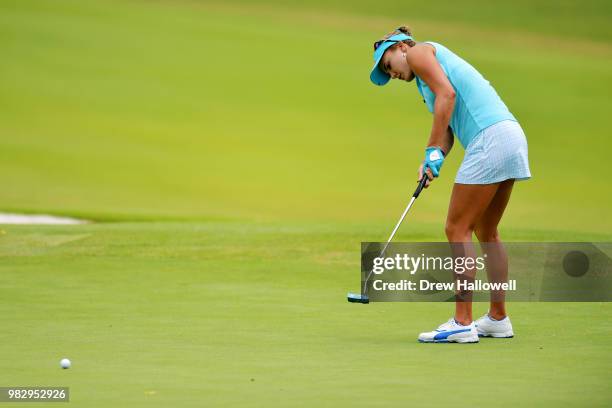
384, 26, 416, 49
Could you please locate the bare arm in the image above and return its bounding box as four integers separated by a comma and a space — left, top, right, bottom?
406, 45, 456, 155
442, 126, 454, 157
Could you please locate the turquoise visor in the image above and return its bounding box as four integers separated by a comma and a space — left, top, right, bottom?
370, 33, 413, 86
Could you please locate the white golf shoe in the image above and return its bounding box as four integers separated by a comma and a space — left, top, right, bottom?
418, 318, 479, 343
475, 314, 514, 338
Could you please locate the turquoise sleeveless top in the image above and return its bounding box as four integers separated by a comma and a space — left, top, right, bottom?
414, 41, 517, 148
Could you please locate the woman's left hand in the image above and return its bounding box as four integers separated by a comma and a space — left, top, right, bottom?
418, 146, 445, 188
423, 146, 445, 176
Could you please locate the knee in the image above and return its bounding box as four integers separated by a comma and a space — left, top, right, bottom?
475, 227, 500, 243
445, 220, 473, 242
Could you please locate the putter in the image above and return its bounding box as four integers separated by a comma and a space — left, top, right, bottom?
347, 174, 429, 304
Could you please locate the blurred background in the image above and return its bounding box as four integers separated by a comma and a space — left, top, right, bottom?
1, 0, 611, 235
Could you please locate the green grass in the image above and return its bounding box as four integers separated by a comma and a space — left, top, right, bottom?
0, 0, 611, 406
1, 0, 611, 232
1, 222, 611, 407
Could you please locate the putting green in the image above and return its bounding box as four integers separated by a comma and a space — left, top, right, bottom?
0, 0, 611, 406
0, 222, 610, 406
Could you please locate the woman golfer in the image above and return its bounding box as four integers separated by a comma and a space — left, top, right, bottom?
370, 27, 530, 343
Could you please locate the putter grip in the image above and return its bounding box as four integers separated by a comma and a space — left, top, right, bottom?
412, 175, 428, 198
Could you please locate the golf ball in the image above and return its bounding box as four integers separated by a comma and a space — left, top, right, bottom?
60, 358, 71, 369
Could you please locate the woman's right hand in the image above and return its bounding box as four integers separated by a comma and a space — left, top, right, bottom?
418, 164, 434, 188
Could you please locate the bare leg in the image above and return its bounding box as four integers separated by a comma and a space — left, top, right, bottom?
475, 180, 514, 320
445, 183, 501, 325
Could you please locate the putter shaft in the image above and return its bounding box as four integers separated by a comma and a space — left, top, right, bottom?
360, 175, 428, 295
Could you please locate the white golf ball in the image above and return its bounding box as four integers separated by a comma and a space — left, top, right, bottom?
60, 358, 71, 369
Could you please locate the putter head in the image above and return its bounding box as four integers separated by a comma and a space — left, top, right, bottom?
347, 292, 369, 304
